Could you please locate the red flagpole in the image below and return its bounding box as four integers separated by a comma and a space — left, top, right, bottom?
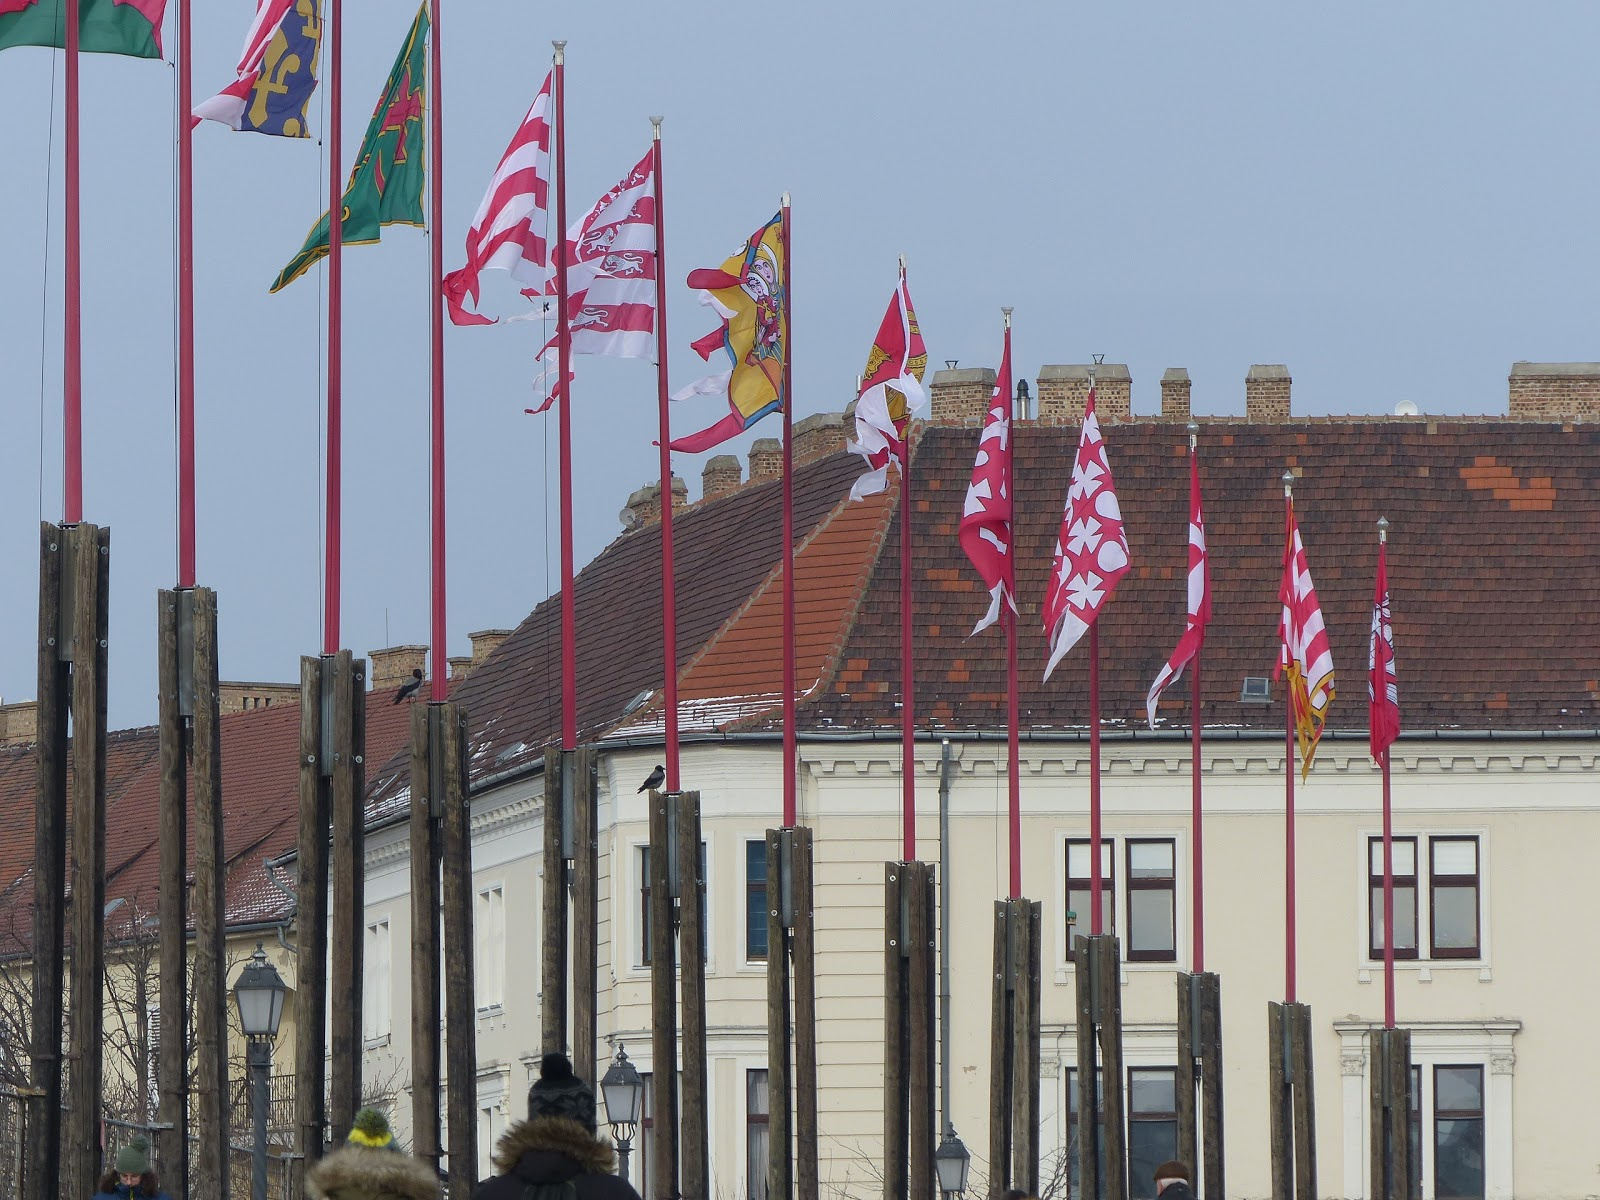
1002, 312, 1020, 899
898, 260, 915, 860
176, 0, 195, 585
1089, 620, 1103, 935
426, 0, 445, 701
554, 42, 575, 746
63, 0, 82, 524
1189, 427, 1204, 972
653, 119, 679, 792
1283, 478, 1297, 1004
780, 196, 796, 827
324, 0, 344, 653
1379, 525, 1395, 1028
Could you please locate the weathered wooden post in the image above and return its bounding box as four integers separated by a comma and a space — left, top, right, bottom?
883, 861, 936, 1200
541, 743, 570, 1057
154, 591, 189, 1197
541, 745, 599, 1079
295, 656, 331, 1185
674, 793, 708, 1200
765, 826, 817, 1200
647, 788, 678, 1200
1175, 971, 1224, 1198
327, 653, 368, 1141
1074, 934, 1126, 1200
987, 899, 1040, 1199
1268, 1001, 1317, 1200
1368, 1027, 1412, 1200
410, 705, 443, 1173
190, 589, 228, 1200
572, 749, 599, 1087
436, 702, 477, 1200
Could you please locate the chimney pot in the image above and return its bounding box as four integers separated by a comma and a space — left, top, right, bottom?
1245, 364, 1292, 423
749, 438, 783, 483
701, 454, 742, 500
1508, 362, 1600, 421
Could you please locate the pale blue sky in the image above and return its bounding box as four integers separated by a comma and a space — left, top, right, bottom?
1, 2, 1596, 726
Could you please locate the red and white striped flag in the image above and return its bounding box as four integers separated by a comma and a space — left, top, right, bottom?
1146, 448, 1211, 728
1043, 387, 1130, 681
958, 336, 1015, 635
1369, 534, 1398, 761
560, 149, 658, 359
444, 72, 554, 326
1276, 495, 1336, 778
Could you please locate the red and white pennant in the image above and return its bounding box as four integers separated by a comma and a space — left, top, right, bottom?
958, 337, 1015, 634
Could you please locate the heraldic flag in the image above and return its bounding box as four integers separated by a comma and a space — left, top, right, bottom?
849, 268, 927, 501
1369, 534, 1398, 762
1043, 385, 1130, 681
1145, 447, 1211, 728
0, 0, 166, 56
958, 335, 1014, 635
669, 214, 786, 454
195, 0, 322, 136
1276, 496, 1336, 778
270, 4, 428, 292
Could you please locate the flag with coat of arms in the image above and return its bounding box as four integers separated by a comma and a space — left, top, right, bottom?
849, 267, 927, 501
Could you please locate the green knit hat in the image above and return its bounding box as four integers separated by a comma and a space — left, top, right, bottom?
114, 1136, 151, 1176
348, 1107, 397, 1151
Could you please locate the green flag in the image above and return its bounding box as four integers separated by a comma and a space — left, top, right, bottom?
0, 0, 166, 58
271, 3, 428, 293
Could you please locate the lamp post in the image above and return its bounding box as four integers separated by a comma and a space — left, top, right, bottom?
600, 1042, 644, 1183
934, 1126, 971, 1200
233, 943, 287, 1200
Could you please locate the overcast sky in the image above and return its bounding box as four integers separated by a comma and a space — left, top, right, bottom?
2, 2, 1597, 728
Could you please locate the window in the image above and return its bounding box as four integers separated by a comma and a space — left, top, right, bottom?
1434, 1066, 1485, 1200
747, 1069, 769, 1200
1430, 839, 1480, 959
475, 886, 506, 1011
1410, 1066, 1423, 1200
1065, 840, 1114, 955
363, 919, 391, 1041
1368, 837, 1419, 960
640, 843, 709, 966
1127, 1068, 1178, 1195
477, 1099, 505, 1180
1125, 840, 1176, 962
1064, 1068, 1105, 1200
747, 841, 769, 962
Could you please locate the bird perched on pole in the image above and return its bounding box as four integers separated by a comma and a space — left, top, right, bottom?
392, 669, 424, 705
637, 764, 665, 793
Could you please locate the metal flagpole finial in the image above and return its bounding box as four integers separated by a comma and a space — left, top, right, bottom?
1377, 515, 1389, 543
781, 191, 791, 208
1187, 420, 1199, 450
1282, 469, 1295, 497
651, 117, 663, 139
552, 40, 566, 64
1001, 306, 1013, 329
898, 252, 906, 273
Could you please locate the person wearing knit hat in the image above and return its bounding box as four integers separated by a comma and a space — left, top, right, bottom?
307, 1108, 441, 1200
92, 1136, 172, 1200
473, 1054, 642, 1200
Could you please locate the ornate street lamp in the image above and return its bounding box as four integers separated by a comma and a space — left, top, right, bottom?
934, 1126, 971, 1200
233, 944, 287, 1200
601, 1043, 644, 1182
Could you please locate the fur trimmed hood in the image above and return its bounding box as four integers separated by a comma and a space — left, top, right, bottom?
307, 1145, 440, 1200
491, 1116, 617, 1177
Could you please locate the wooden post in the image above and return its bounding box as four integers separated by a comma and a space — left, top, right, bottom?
27, 525, 67, 1200
790, 827, 818, 1200
62, 523, 110, 1200
439, 703, 478, 1200
1367, 1027, 1411, 1200
883, 864, 907, 1200
648, 789, 679, 1200
572, 747, 598, 1086
190, 587, 226, 1200
1011, 901, 1040, 1195
1073, 938, 1099, 1200
1176, 975, 1197, 1173
987, 904, 1010, 1200
1199, 973, 1225, 1198
1075, 935, 1126, 1200
1268, 1003, 1291, 1200
1290, 1002, 1317, 1200
295, 654, 330, 1182
907, 864, 935, 1200
1094, 936, 1126, 1200
328, 652, 367, 1140
766, 830, 793, 1200
155, 590, 188, 1198
676, 794, 707, 1200
410, 703, 442, 1172
541, 743, 569, 1055
1268, 1001, 1316, 1200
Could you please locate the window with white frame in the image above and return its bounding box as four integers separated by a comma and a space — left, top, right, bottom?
475, 885, 506, 1011
1365, 835, 1481, 962
477, 1096, 506, 1180
1125, 840, 1177, 963
1065, 839, 1115, 955
746, 840, 769, 962
363, 919, 392, 1042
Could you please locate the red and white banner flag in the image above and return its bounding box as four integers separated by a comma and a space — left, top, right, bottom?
849, 269, 927, 501
561, 149, 658, 360
1276, 496, 1336, 777
1369, 536, 1399, 761
1146, 448, 1211, 727
958, 336, 1015, 635
444, 72, 554, 326
1043, 387, 1130, 681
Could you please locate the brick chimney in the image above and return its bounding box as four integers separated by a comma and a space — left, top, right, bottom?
0, 700, 38, 747
218, 682, 300, 715
469, 629, 512, 664
1508, 362, 1600, 420
1160, 368, 1192, 421
1245, 364, 1291, 422
448, 655, 475, 681
370, 645, 428, 692
1036, 364, 1132, 423
793, 411, 848, 465
702, 454, 742, 500
619, 477, 688, 529
749, 438, 783, 483
928, 367, 995, 426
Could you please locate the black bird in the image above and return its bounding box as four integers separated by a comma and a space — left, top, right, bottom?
393, 668, 424, 705
637, 764, 666, 793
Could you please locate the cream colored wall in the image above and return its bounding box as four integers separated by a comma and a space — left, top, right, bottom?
360, 738, 1600, 1200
